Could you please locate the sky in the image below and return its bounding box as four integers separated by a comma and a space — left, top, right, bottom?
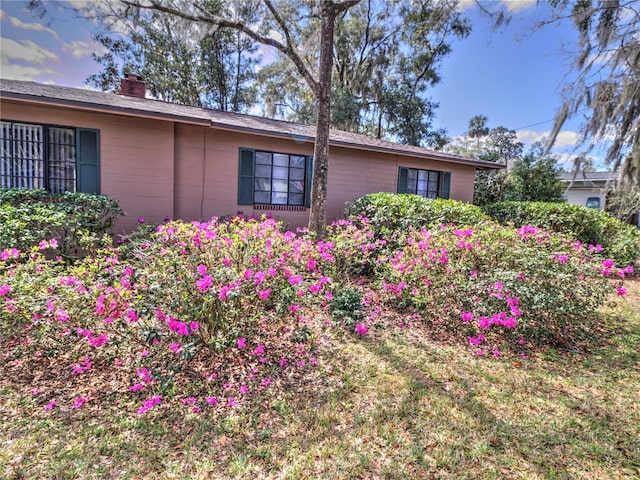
0, 0, 599, 167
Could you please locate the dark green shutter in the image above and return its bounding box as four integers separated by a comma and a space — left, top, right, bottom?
238, 148, 255, 205
397, 167, 409, 194
76, 128, 100, 193
305, 155, 313, 207
440, 172, 451, 199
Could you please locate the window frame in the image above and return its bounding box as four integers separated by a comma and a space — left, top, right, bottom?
398, 166, 450, 199
238, 148, 313, 208
1, 119, 78, 193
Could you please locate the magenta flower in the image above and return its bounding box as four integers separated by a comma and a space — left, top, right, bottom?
261, 377, 271, 387
189, 321, 199, 332
617, 287, 627, 296
169, 342, 182, 354
252, 344, 265, 355
72, 397, 88, 409
196, 275, 213, 292
602, 259, 615, 269
206, 396, 218, 406
228, 397, 237, 407
258, 288, 272, 300
279, 357, 288, 367
44, 400, 57, 410
130, 383, 145, 392
493, 350, 501, 357
461, 312, 474, 322
239, 385, 249, 395
288, 275, 303, 286
0, 284, 11, 297
180, 397, 197, 405
355, 323, 369, 336
237, 337, 247, 349
197, 264, 207, 276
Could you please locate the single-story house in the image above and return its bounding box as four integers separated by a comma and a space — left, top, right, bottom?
1, 76, 502, 233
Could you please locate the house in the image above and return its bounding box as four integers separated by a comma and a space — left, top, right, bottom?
1, 77, 502, 233
559, 171, 614, 211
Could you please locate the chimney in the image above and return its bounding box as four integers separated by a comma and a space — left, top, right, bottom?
120, 73, 145, 98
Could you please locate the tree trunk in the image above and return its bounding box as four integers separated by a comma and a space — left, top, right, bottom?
307, 2, 337, 237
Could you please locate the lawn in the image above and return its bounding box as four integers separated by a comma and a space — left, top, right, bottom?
1, 276, 638, 480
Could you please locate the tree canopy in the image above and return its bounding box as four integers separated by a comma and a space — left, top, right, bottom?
545, 0, 639, 189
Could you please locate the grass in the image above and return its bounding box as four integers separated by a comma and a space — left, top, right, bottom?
1, 279, 639, 479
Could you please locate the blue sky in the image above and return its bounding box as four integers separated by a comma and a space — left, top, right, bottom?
0, 0, 592, 165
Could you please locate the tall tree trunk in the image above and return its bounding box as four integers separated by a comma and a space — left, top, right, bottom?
308, 2, 337, 237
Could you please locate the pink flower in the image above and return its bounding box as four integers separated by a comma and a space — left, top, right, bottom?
191, 406, 201, 413
169, 342, 182, 354
189, 321, 199, 332
309, 283, 322, 294
206, 396, 218, 406
196, 275, 213, 292
279, 357, 288, 367
325, 291, 333, 301
288, 275, 303, 286
222, 257, 232, 267
288, 304, 300, 313
0, 284, 11, 297
130, 383, 145, 392
616, 287, 627, 296
252, 344, 265, 355
237, 337, 247, 349
494, 282, 503, 291
54, 309, 70, 322
461, 312, 473, 322
624, 265, 634, 274
44, 400, 57, 410
180, 397, 197, 405
602, 259, 615, 269
261, 377, 271, 387
355, 323, 369, 336
72, 397, 88, 409
197, 264, 207, 276
258, 288, 272, 300
31, 387, 42, 395
239, 385, 249, 395
228, 397, 237, 407
493, 350, 501, 357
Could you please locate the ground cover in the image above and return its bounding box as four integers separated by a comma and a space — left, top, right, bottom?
0, 215, 638, 479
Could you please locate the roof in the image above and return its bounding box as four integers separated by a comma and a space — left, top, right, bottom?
0, 78, 502, 170
560, 171, 615, 188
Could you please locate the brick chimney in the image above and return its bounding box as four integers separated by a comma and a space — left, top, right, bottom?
120, 73, 145, 98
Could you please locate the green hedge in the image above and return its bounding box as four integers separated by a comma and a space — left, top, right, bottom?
483, 201, 640, 266
345, 193, 490, 237
0, 188, 124, 257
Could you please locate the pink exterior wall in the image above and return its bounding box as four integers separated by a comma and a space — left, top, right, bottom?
2, 99, 479, 233
1, 100, 175, 234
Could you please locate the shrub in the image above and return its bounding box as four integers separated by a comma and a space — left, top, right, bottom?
345, 193, 489, 239
0, 188, 124, 257
376, 223, 628, 352
484, 201, 640, 266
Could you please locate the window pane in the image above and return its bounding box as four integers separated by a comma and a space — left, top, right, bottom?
273, 166, 288, 179
272, 191, 288, 204
255, 191, 270, 204
0, 122, 11, 188
426, 191, 437, 199
273, 153, 289, 167
290, 155, 305, 168
407, 179, 417, 193
289, 193, 303, 205
290, 167, 305, 180
407, 169, 417, 181
428, 171, 439, 182
12, 123, 44, 189
272, 179, 288, 192
48, 127, 76, 193
428, 181, 438, 192
255, 178, 270, 191
255, 164, 271, 178
256, 151, 272, 165
289, 180, 304, 194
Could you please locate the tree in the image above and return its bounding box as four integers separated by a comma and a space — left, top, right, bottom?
503, 143, 564, 203
545, 1, 640, 190
258, 0, 469, 147
86, 3, 261, 112
75, 0, 361, 234
467, 114, 489, 147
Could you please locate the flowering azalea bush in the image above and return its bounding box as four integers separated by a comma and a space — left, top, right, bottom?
0, 213, 631, 418
376, 223, 631, 354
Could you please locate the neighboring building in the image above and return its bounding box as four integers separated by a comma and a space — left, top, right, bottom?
559, 171, 613, 211
1, 77, 502, 233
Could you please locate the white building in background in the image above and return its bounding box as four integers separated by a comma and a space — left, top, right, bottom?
559, 171, 613, 211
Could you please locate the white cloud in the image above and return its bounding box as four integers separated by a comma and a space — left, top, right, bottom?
502, 0, 537, 12
516, 129, 580, 149
1, 37, 59, 64
63, 40, 102, 59
1, 10, 60, 39
0, 55, 55, 81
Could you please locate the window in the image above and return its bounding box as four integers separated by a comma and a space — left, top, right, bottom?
397, 167, 451, 199
0, 121, 100, 193
586, 197, 601, 209
238, 148, 312, 207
